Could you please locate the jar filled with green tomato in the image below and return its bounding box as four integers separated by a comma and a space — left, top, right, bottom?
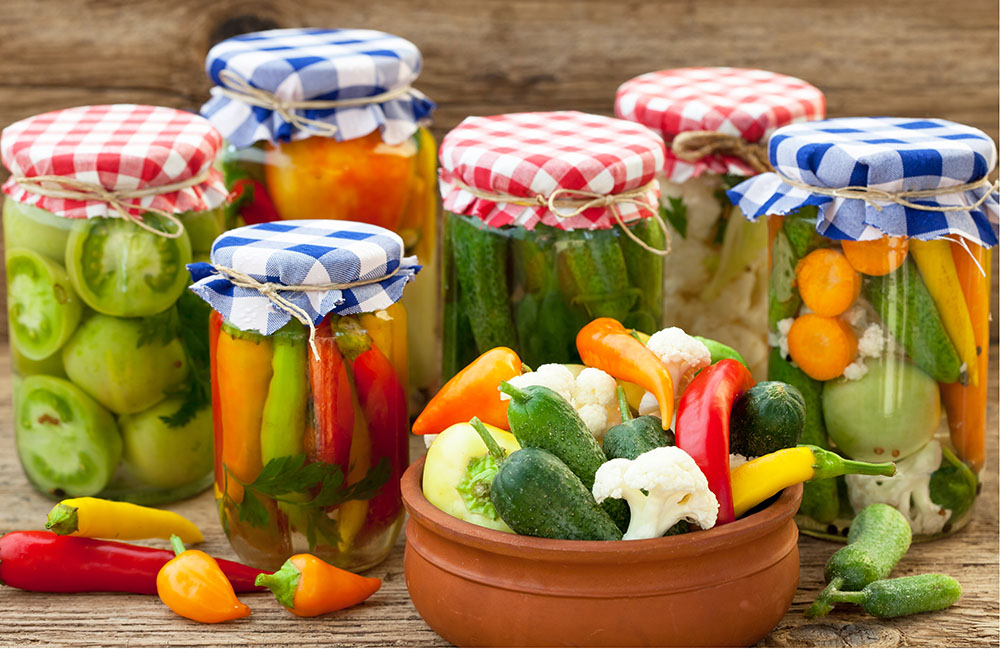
188, 220, 420, 571
1, 104, 230, 504
439, 111, 670, 379
615, 67, 826, 379
729, 117, 998, 540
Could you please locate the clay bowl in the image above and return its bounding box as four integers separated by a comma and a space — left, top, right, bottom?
401, 455, 802, 648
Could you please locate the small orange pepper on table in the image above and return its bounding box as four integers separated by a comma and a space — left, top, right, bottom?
157, 535, 250, 623
255, 554, 381, 617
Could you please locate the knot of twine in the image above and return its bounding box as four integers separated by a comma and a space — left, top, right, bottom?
775, 172, 1000, 213
449, 179, 672, 256
211, 264, 401, 359
671, 130, 773, 174
11, 167, 213, 238
217, 69, 414, 138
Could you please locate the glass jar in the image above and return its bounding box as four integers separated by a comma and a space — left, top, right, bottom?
189, 219, 420, 571
438, 111, 668, 378
615, 67, 826, 378
730, 116, 998, 540
1, 104, 229, 504
201, 27, 438, 398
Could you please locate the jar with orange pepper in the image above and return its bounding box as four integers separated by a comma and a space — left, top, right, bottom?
188, 220, 420, 571
200, 28, 438, 399
729, 117, 998, 540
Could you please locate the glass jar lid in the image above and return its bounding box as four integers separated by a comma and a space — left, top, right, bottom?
201, 28, 435, 148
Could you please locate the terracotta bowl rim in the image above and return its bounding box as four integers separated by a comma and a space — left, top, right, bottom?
402, 455, 803, 562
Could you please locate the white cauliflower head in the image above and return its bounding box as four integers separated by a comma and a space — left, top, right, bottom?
592, 446, 719, 540
501, 363, 575, 403
503, 364, 621, 440
645, 328, 712, 401
845, 440, 949, 536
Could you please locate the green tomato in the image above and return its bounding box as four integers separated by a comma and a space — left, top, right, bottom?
12, 344, 66, 378
3, 200, 72, 262
15, 374, 121, 497
423, 422, 521, 532
7, 248, 83, 360
178, 207, 225, 255
62, 314, 189, 414
65, 214, 192, 317
119, 399, 213, 489
822, 357, 940, 463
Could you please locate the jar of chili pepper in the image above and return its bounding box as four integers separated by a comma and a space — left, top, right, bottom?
439, 111, 670, 379
1, 104, 229, 504
615, 68, 826, 378
200, 27, 438, 400
188, 220, 419, 571
729, 116, 999, 540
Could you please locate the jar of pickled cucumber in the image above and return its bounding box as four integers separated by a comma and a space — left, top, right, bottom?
729, 116, 999, 540
188, 219, 419, 571
439, 111, 669, 378
1, 104, 230, 503
615, 68, 826, 378
200, 27, 438, 400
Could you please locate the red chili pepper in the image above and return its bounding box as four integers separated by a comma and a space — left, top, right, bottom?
230, 177, 280, 224
209, 310, 224, 490
306, 319, 354, 472
674, 359, 755, 526
0, 531, 265, 594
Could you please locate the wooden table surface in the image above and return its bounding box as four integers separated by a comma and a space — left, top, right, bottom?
0, 344, 996, 648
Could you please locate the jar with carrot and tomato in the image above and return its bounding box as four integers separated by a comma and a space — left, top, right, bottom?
615, 68, 826, 379
1, 104, 229, 504
200, 28, 438, 400
729, 117, 998, 540
439, 111, 670, 379
188, 220, 419, 571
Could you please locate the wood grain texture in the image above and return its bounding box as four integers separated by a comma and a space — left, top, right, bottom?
0, 344, 997, 647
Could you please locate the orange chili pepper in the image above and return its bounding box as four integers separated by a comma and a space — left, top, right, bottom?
157, 535, 250, 623
412, 347, 524, 435
255, 554, 381, 617
576, 318, 674, 428
941, 241, 991, 473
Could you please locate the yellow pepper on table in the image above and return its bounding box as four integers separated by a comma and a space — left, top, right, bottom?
45, 497, 203, 544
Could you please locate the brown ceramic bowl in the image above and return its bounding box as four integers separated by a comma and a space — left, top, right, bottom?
401, 455, 803, 648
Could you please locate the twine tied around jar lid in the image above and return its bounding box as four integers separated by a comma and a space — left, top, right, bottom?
216, 69, 415, 139
209, 264, 402, 359
448, 178, 672, 256
670, 130, 774, 174
10, 167, 213, 238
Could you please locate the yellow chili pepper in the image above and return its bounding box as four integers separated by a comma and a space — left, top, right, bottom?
157, 535, 250, 623
45, 497, 203, 544
255, 553, 381, 617
730, 446, 897, 518
337, 395, 372, 552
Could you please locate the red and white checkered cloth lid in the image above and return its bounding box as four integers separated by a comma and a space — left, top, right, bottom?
439, 111, 665, 231
1, 104, 228, 219
615, 67, 825, 183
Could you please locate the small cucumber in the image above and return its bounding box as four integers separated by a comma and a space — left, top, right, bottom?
490, 447, 623, 541
850, 574, 962, 618
865, 258, 963, 383
559, 229, 637, 323
621, 219, 665, 327
782, 207, 826, 258
603, 386, 674, 461
769, 230, 801, 330
729, 381, 805, 457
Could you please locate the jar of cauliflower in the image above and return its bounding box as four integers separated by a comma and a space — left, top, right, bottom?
615, 67, 826, 378
729, 116, 998, 541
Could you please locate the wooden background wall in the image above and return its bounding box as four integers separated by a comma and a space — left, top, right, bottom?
0, 0, 997, 338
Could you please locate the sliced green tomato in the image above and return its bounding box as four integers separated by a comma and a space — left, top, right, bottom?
62, 314, 189, 414
12, 345, 66, 378
7, 248, 83, 360
178, 207, 225, 255
65, 214, 192, 317
3, 200, 72, 262
15, 374, 121, 497
120, 399, 213, 489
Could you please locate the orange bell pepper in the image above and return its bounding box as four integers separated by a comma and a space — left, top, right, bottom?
412, 347, 525, 435
157, 535, 250, 623
941, 241, 992, 473
255, 553, 381, 618
576, 318, 675, 428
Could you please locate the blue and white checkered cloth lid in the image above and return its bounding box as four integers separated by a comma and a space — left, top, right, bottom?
188, 220, 420, 336
201, 28, 435, 148
727, 117, 1000, 246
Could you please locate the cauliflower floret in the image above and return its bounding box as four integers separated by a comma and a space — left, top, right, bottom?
646, 327, 711, 399
857, 323, 885, 358
842, 360, 869, 381
504, 364, 620, 440
423, 433, 438, 449
729, 453, 750, 470
769, 317, 795, 361
845, 440, 949, 536
593, 446, 719, 540
501, 363, 575, 403
844, 304, 869, 329
638, 391, 659, 418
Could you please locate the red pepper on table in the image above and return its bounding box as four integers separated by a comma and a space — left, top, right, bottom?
674, 359, 755, 526
0, 531, 265, 594
230, 177, 280, 225
307, 319, 355, 473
